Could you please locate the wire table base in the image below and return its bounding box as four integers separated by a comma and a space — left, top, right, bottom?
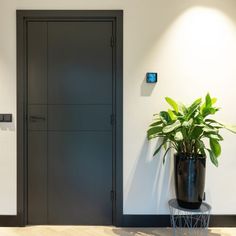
168, 199, 211, 236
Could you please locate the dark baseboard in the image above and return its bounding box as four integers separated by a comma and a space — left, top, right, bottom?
210, 215, 236, 227
0, 214, 235, 227
0, 215, 23, 227
121, 215, 170, 227
121, 214, 236, 227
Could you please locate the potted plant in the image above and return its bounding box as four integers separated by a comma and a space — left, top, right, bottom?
147, 93, 236, 209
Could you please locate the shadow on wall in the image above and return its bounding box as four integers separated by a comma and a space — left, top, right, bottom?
124, 138, 175, 214
140, 77, 156, 96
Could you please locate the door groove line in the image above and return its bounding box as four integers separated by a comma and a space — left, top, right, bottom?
46, 21, 49, 224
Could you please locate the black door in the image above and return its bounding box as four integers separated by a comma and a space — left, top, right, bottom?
27, 21, 114, 225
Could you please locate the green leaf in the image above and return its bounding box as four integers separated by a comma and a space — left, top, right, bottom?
223, 124, 236, 134
174, 131, 183, 141
216, 134, 224, 140
202, 106, 220, 118
200, 103, 206, 113
203, 126, 218, 133
209, 107, 217, 114
201, 94, 220, 117
153, 138, 168, 156
206, 148, 219, 167
147, 126, 163, 140
208, 121, 236, 133
211, 97, 217, 104
205, 119, 222, 125
163, 147, 172, 164
163, 120, 181, 133
163, 142, 167, 150
205, 93, 212, 108
194, 110, 200, 118
191, 126, 203, 139
210, 139, 221, 158
197, 140, 205, 149
208, 134, 223, 141
168, 109, 177, 121
179, 103, 188, 115
201, 93, 214, 114
150, 121, 163, 127
182, 118, 193, 127
189, 98, 202, 110
165, 97, 179, 113
153, 114, 161, 118
186, 98, 202, 120
160, 111, 171, 124
195, 140, 206, 156
200, 148, 206, 156
195, 123, 205, 127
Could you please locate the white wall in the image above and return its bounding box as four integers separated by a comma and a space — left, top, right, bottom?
0, 0, 236, 215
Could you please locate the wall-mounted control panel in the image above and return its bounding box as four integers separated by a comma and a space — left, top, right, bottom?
146, 72, 158, 83
0, 114, 12, 122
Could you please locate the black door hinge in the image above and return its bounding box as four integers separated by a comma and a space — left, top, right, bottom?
111, 36, 115, 47
110, 190, 115, 201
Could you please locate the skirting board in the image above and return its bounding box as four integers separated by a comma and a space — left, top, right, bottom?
0, 214, 235, 227
0, 215, 23, 226
121, 215, 236, 227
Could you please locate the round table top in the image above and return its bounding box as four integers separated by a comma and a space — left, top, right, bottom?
168, 199, 211, 213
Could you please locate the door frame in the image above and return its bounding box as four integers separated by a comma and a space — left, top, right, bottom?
17, 10, 123, 226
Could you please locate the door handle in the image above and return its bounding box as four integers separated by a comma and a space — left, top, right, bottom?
29, 115, 46, 122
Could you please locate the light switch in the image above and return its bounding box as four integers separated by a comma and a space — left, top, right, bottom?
0, 114, 12, 122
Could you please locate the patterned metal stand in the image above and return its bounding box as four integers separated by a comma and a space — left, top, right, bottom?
168, 199, 211, 236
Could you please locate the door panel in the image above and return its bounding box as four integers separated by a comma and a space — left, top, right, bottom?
28, 131, 47, 224
27, 22, 47, 105
48, 132, 112, 224
27, 20, 113, 225
47, 22, 112, 104
48, 105, 112, 131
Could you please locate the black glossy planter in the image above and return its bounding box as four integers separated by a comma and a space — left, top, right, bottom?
174, 153, 206, 209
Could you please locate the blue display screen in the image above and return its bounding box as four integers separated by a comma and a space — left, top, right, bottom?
146, 73, 157, 83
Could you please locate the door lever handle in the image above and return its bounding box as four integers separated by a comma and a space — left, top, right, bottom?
29, 115, 46, 122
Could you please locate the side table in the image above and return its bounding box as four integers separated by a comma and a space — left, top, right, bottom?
168, 199, 211, 236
